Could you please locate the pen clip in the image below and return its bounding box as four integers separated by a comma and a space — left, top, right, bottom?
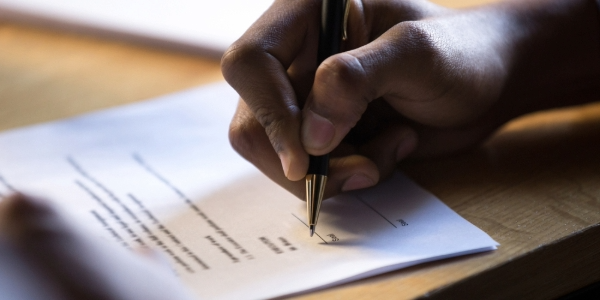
342, 0, 351, 41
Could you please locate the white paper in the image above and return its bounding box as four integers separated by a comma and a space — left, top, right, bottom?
0, 82, 498, 300
0, 0, 274, 56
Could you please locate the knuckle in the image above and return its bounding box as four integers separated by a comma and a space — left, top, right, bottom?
392, 21, 459, 103
337, 53, 377, 102
255, 106, 291, 154
317, 53, 372, 124
220, 42, 264, 82
231, 102, 298, 157
229, 116, 259, 159
397, 21, 446, 63
320, 54, 367, 91
228, 102, 269, 159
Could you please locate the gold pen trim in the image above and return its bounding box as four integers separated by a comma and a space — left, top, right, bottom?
306, 174, 327, 237
342, 0, 351, 41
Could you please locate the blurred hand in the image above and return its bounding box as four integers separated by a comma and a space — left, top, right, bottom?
0, 194, 195, 300
221, 0, 600, 199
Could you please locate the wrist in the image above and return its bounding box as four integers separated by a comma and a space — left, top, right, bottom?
496, 0, 600, 120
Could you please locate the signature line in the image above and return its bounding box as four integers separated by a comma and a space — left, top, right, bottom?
291, 213, 328, 244
355, 195, 397, 228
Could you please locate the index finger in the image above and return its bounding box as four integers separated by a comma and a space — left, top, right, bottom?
221, 0, 322, 181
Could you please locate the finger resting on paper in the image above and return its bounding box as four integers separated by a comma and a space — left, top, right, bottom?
358, 124, 418, 180
229, 101, 382, 200
0, 193, 61, 243
324, 155, 380, 198
0, 193, 195, 300
0, 193, 120, 298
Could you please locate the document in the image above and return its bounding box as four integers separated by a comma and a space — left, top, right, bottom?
0, 0, 273, 56
0, 82, 498, 299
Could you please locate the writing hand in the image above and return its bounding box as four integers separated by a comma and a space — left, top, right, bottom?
222, 0, 600, 199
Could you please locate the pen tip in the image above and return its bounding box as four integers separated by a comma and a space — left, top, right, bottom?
309, 225, 315, 237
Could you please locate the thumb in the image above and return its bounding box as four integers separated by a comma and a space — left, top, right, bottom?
301, 21, 443, 155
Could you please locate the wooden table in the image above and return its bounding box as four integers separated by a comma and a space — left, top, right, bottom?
1, 0, 599, 298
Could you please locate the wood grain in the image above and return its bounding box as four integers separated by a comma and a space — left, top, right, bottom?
0, 23, 223, 131
1, 0, 599, 298
292, 104, 600, 299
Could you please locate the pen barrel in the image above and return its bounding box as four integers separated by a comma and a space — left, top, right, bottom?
317, 0, 345, 64
308, 154, 329, 176
308, 0, 344, 177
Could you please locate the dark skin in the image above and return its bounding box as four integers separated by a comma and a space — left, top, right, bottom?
0, 1, 599, 299
222, 0, 600, 200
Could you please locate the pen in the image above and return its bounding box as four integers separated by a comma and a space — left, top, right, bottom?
306, 0, 350, 237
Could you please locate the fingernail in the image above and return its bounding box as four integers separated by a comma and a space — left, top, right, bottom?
279, 152, 291, 178
302, 109, 335, 151
341, 174, 376, 192
396, 130, 418, 162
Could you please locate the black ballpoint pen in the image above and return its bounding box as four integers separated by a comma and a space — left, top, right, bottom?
306, 0, 350, 237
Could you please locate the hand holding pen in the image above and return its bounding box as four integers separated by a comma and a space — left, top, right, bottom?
222, 0, 600, 200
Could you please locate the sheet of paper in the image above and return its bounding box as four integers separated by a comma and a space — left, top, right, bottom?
0, 0, 274, 56
0, 82, 498, 300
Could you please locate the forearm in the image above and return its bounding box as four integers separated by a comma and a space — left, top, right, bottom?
405, 0, 600, 155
